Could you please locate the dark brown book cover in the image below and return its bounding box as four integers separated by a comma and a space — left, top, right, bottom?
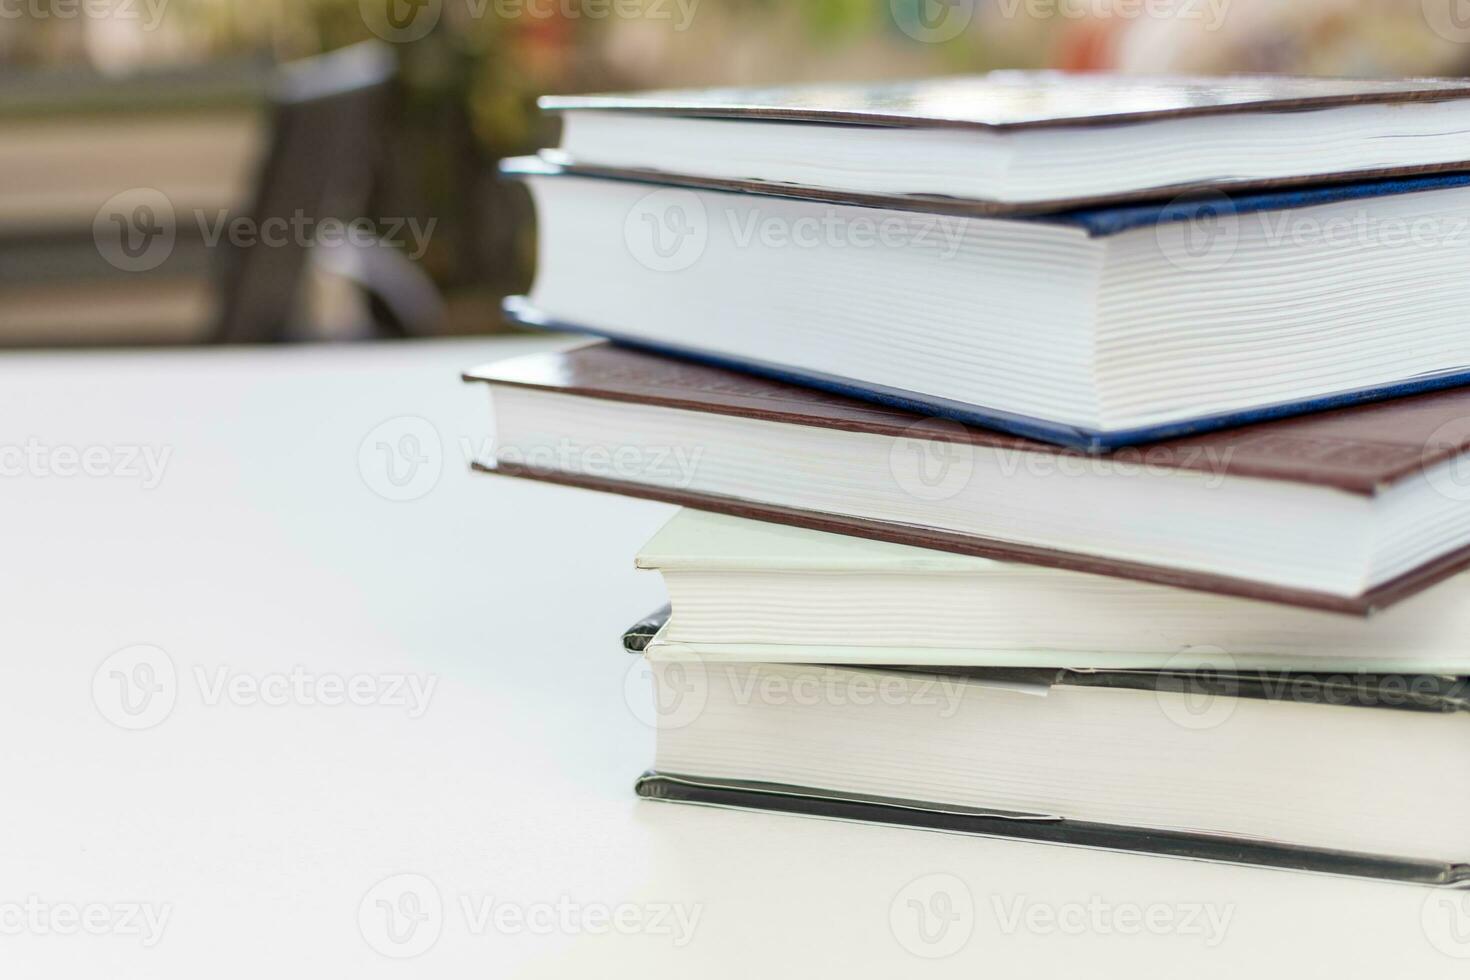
541, 71, 1470, 130
464, 343, 1470, 614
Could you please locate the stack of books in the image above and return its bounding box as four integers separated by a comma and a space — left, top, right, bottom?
466, 72, 1470, 885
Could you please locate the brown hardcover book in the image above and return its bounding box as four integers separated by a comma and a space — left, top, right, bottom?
539, 71, 1470, 214
464, 343, 1470, 615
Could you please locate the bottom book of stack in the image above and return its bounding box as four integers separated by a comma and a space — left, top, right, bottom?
622, 617, 1470, 887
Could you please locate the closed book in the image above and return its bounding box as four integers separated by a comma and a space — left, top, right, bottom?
464, 342, 1470, 614
638, 510, 1470, 674
507, 160, 1470, 450
542, 71, 1470, 212
623, 613, 1470, 886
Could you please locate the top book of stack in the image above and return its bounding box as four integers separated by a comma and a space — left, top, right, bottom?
540, 71, 1470, 213
512, 72, 1470, 451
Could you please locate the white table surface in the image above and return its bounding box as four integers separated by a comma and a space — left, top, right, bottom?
0, 336, 1463, 978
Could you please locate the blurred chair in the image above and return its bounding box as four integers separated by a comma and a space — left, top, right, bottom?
0, 58, 267, 347
212, 40, 445, 343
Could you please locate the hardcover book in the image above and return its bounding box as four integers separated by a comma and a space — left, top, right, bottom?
464, 342, 1470, 614
507, 160, 1470, 450
624, 613, 1470, 886
638, 510, 1470, 674
541, 71, 1470, 212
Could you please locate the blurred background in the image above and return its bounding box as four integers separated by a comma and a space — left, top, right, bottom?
5, 0, 1470, 347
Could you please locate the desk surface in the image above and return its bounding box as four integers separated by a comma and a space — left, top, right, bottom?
0, 337, 1461, 978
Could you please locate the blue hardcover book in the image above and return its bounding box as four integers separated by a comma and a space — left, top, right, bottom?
503, 156, 1470, 452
